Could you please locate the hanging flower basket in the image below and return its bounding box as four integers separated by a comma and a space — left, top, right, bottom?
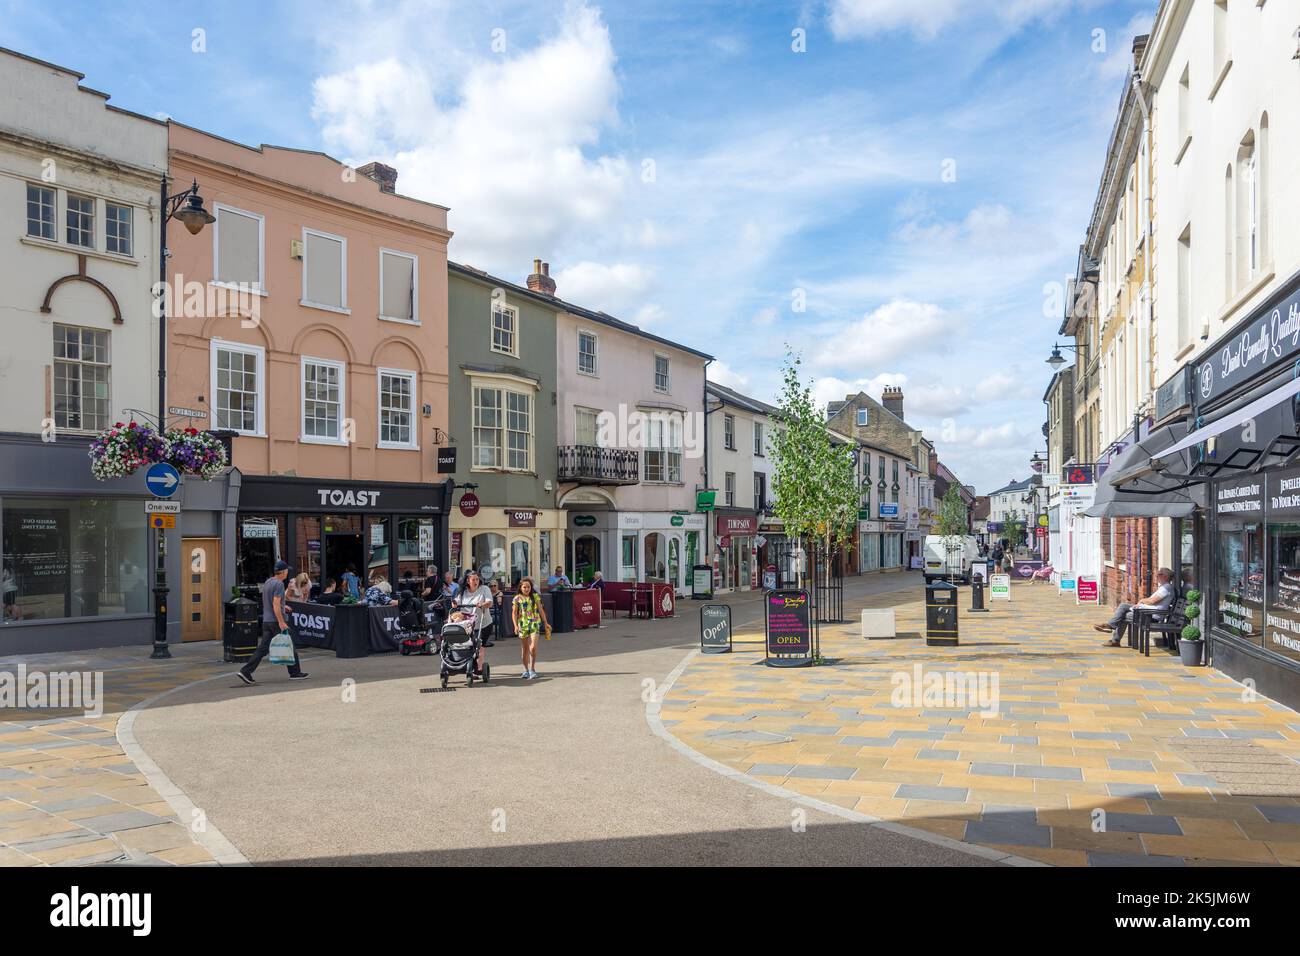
88, 421, 169, 480
165, 427, 228, 480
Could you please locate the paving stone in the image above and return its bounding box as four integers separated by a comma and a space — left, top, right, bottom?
895, 783, 969, 802
1183, 728, 1227, 738
787, 765, 857, 780
702, 729, 792, 743
915, 749, 960, 761
1175, 773, 1217, 788
965, 818, 1051, 848
1102, 812, 1183, 835
1107, 783, 1161, 798
1257, 804, 1300, 825
839, 736, 895, 747
1221, 730, 1285, 740
970, 762, 1016, 777
746, 764, 794, 777
1073, 731, 1131, 741
1086, 850, 1186, 867
892, 730, 947, 741
786, 725, 842, 735
699, 714, 753, 723
1107, 758, 1156, 772
0, 768, 35, 781
72, 810, 166, 834
1015, 765, 1083, 781
1000, 736, 1038, 745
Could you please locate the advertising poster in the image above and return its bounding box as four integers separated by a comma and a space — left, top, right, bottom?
764, 589, 812, 667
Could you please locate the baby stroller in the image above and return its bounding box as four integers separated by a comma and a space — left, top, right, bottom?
438, 603, 492, 687
397, 590, 438, 655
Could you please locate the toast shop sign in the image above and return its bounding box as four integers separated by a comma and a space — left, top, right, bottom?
1196, 278, 1300, 405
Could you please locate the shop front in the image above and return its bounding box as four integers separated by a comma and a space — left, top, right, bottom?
714, 512, 759, 591
235, 475, 451, 596
452, 504, 564, 588
0, 434, 176, 654
617, 511, 705, 595
756, 516, 796, 589
859, 520, 881, 573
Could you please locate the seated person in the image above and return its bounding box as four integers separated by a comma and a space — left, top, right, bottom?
546, 565, 572, 590
316, 578, 346, 605
590, 570, 606, 590
363, 571, 399, 607
1096, 567, 1175, 647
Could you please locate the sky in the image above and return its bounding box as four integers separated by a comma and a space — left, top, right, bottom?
1, 0, 1158, 494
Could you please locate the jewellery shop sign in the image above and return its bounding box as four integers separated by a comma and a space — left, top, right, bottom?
1195, 280, 1300, 406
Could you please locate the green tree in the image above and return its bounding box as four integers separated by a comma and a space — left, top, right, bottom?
933, 483, 969, 581
770, 351, 859, 586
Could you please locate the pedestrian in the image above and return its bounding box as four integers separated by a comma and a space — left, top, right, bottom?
238, 560, 308, 685
451, 570, 494, 674
421, 564, 440, 600
1096, 567, 1176, 647
512, 576, 550, 679
341, 563, 361, 601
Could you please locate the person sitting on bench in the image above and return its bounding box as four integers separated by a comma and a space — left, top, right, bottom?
1095, 567, 1175, 647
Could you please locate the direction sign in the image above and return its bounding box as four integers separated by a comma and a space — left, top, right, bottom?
145, 501, 181, 515
145, 462, 181, 499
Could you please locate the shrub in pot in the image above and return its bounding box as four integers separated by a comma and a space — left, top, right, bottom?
1179, 623, 1203, 666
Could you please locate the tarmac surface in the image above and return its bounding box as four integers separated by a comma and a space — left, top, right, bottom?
133, 572, 999, 865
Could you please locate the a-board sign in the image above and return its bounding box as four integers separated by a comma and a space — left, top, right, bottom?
691, 564, 713, 600
1058, 576, 1078, 593
1076, 577, 1100, 604
989, 574, 1012, 601
764, 589, 812, 667
700, 604, 732, 654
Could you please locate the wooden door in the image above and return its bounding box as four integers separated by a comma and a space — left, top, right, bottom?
182, 537, 221, 642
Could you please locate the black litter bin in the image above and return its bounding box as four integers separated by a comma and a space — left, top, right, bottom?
223, 595, 260, 662
925, 580, 959, 646
549, 590, 574, 633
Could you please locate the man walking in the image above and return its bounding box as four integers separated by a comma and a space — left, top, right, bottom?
238, 559, 309, 684
1095, 567, 1176, 647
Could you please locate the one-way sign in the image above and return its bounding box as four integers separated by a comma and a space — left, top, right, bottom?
145, 501, 181, 515
145, 462, 181, 498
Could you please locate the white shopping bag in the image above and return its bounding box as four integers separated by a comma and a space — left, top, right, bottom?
268, 629, 296, 665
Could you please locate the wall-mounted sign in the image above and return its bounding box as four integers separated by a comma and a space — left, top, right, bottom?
1195, 278, 1300, 406
1063, 465, 1094, 485
717, 515, 758, 535
458, 491, 480, 518
418, 525, 435, 559
149, 515, 175, 529
507, 509, 537, 528
670, 515, 684, 527
437, 447, 457, 474
764, 589, 812, 667
242, 523, 277, 539
574, 514, 597, 527
145, 501, 181, 515
700, 604, 732, 654
695, 490, 716, 512
987, 521, 1004, 533
168, 405, 207, 419
239, 475, 448, 514
879, 502, 900, 519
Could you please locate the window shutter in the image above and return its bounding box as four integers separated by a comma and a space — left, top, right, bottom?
217, 209, 260, 286
305, 233, 343, 307
382, 252, 414, 320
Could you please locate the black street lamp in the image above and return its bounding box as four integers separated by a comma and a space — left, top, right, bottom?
1046, 342, 1079, 369
151, 177, 215, 660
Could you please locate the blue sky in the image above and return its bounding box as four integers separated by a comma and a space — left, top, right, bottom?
2, 0, 1157, 493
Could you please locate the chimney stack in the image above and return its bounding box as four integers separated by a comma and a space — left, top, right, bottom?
527, 258, 556, 295
881, 386, 904, 420
357, 162, 398, 193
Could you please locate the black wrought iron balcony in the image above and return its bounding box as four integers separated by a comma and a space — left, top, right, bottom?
557, 445, 640, 485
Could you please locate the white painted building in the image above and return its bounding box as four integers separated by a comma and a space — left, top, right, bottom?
705, 380, 776, 591
0, 49, 169, 652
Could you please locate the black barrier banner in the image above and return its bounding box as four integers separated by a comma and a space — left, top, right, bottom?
368, 604, 403, 652
764, 589, 812, 667
700, 604, 732, 654
286, 601, 336, 648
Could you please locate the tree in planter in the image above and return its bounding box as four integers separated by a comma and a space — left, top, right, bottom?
770, 350, 859, 593
933, 483, 969, 583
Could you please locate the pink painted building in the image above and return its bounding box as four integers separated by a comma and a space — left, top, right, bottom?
165, 123, 452, 637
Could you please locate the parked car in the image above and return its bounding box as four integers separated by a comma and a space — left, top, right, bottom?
923, 535, 980, 584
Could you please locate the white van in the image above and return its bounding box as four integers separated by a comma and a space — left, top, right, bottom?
922, 535, 981, 584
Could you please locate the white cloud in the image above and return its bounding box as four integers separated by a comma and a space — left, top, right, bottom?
752, 307, 778, 328
553, 261, 655, 312
974, 371, 1036, 402
310, 1, 628, 267
709, 361, 749, 390
813, 299, 950, 369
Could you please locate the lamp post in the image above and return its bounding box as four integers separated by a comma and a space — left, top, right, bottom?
151, 177, 215, 660
1045, 342, 1080, 369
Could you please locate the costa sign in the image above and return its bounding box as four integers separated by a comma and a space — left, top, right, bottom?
507, 509, 537, 528
458, 491, 480, 517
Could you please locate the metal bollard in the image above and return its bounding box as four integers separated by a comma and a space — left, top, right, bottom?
970, 573, 988, 613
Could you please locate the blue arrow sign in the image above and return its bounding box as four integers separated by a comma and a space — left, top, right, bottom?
145, 462, 181, 499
